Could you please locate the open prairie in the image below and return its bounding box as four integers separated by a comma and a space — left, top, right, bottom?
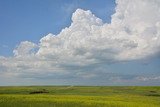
0, 86, 160, 107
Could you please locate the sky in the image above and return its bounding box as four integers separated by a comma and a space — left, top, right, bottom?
0, 0, 115, 56
0, 0, 160, 86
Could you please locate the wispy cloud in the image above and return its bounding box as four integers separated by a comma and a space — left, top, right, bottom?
136, 76, 160, 81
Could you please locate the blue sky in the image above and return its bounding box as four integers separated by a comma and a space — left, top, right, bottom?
0, 0, 160, 86
0, 0, 115, 56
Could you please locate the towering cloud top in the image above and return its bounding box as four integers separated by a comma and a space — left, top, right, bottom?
36, 0, 160, 63
0, 0, 160, 81
72, 9, 103, 25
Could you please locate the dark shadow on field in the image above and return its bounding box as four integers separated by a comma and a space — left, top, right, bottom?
29, 89, 49, 94
145, 90, 160, 97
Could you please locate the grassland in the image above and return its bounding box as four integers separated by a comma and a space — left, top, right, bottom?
0, 86, 160, 107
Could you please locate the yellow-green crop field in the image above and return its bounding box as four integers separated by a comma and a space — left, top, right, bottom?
0, 86, 160, 107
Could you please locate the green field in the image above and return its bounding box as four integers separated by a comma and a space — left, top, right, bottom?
0, 86, 160, 107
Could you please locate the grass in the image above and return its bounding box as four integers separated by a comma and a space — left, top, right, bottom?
0, 86, 160, 107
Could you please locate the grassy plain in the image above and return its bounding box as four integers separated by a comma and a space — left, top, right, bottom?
0, 86, 160, 107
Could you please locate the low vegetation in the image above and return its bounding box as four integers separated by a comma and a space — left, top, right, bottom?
0, 86, 160, 107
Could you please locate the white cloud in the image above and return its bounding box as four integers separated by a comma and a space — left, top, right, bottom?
13, 41, 38, 57
76, 72, 97, 79
136, 76, 160, 81
0, 0, 160, 83
37, 0, 160, 65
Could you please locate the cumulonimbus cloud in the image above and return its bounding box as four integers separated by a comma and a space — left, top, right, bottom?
0, 0, 160, 78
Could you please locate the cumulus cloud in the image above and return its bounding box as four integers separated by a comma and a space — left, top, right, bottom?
13, 41, 38, 57
36, 0, 160, 64
0, 0, 160, 83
